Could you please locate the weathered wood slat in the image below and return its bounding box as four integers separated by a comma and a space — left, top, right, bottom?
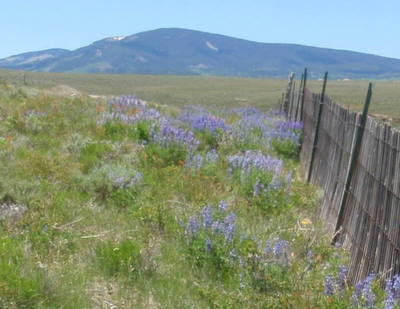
284, 82, 400, 284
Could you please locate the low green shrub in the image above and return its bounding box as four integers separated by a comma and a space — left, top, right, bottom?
95, 239, 141, 278
104, 120, 151, 143
196, 130, 222, 151
271, 138, 300, 159
79, 142, 112, 172
82, 162, 142, 207
143, 143, 187, 167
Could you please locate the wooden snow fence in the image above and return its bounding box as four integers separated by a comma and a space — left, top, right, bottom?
282, 71, 400, 284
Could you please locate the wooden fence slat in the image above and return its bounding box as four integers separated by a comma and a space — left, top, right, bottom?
281, 79, 400, 283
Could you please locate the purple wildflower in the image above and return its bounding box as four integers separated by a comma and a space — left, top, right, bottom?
224, 213, 236, 225
268, 109, 287, 117
186, 216, 200, 237
264, 241, 273, 255
106, 166, 143, 189
267, 120, 303, 144
223, 223, 236, 242
218, 200, 228, 212
383, 275, 400, 309
385, 278, 395, 309
209, 213, 236, 243
337, 266, 348, 292
233, 107, 260, 117
275, 120, 304, 131
324, 275, 335, 295
179, 106, 229, 133
185, 149, 219, 170
153, 123, 199, 150
253, 179, 265, 196
227, 151, 283, 175
352, 274, 376, 308
363, 274, 376, 308
334, 241, 343, 248
192, 114, 228, 133
393, 275, 400, 298
201, 206, 213, 228
352, 280, 364, 305
384, 292, 395, 309
107, 94, 146, 110
205, 149, 219, 163
185, 154, 204, 169
268, 175, 283, 191
273, 240, 289, 257
211, 220, 223, 233
101, 95, 161, 126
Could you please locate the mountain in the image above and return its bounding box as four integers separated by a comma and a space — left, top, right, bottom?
1, 28, 400, 79
0, 49, 71, 72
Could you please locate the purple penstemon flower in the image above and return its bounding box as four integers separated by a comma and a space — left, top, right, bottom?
337, 266, 348, 292
268, 175, 283, 191
183, 201, 236, 246
385, 278, 395, 309
273, 239, 289, 257
192, 114, 229, 133
152, 123, 199, 150
264, 241, 273, 255
363, 274, 376, 307
383, 274, 400, 309
324, 275, 335, 295
218, 200, 228, 212
201, 205, 213, 228
185, 153, 204, 170
352, 280, 364, 305
352, 274, 376, 308
205, 149, 219, 163
392, 275, 400, 298
227, 151, 283, 175
185, 149, 219, 170
275, 120, 304, 131
100, 96, 165, 136
222, 222, 236, 243
178, 106, 229, 133
186, 216, 201, 237
253, 179, 265, 197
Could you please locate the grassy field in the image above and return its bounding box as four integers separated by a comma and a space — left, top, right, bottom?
0, 80, 396, 308
1, 69, 400, 119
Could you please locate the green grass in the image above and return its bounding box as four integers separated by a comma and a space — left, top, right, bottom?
0, 78, 395, 308
0, 69, 286, 112
1, 69, 400, 120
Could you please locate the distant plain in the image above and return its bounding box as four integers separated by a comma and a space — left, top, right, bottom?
1, 69, 399, 121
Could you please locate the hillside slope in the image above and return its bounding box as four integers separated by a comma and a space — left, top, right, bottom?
1, 28, 400, 79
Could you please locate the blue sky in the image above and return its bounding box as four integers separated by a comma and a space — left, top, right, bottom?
1, 0, 399, 59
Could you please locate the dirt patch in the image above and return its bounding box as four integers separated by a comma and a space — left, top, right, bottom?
45, 85, 81, 97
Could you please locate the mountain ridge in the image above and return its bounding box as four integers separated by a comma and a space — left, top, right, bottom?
1, 28, 400, 79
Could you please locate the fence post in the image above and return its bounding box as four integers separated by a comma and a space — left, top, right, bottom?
283, 72, 295, 117
332, 83, 373, 244
307, 72, 328, 183
299, 68, 308, 121
289, 81, 296, 120
295, 73, 304, 121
